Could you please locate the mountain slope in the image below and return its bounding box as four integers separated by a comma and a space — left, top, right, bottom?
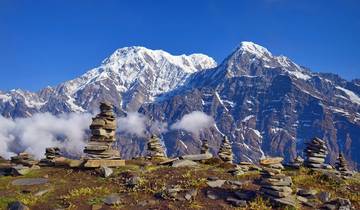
140, 42, 360, 169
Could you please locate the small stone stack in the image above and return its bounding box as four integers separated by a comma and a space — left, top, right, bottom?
39, 147, 62, 166
335, 153, 353, 178
304, 137, 328, 169
259, 157, 295, 207
45, 147, 61, 160
286, 156, 304, 169
83, 102, 120, 159
218, 136, 233, 164
11, 153, 38, 166
147, 135, 166, 159
200, 139, 210, 154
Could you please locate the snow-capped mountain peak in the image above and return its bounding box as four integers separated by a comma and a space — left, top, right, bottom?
237, 41, 273, 58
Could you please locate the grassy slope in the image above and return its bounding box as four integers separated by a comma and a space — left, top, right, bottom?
0, 159, 359, 210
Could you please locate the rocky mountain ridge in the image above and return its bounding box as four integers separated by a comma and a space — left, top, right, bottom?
1, 42, 359, 169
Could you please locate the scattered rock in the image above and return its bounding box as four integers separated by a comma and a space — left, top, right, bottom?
10, 165, 31, 176
126, 175, 141, 188
99, 166, 113, 178
320, 198, 352, 210
11, 178, 48, 186
226, 197, 247, 207
7, 201, 29, 210
206, 179, 226, 188
103, 193, 121, 205
297, 188, 317, 198
318, 191, 331, 202
184, 189, 197, 201
171, 159, 198, 168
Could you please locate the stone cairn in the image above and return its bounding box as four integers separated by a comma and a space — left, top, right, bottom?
11, 153, 38, 167
304, 137, 328, 169
83, 102, 120, 159
147, 135, 166, 159
335, 153, 353, 178
259, 157, 295, 207
218, 136, 233, 164
39, 147, 62, 166
200, 139, 210, 154
286, 155, 304, 169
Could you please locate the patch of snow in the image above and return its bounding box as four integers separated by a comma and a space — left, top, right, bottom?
242, 115, 255, 122
66, 97, 85, 112
0, 94, 11, 102
336, 86, 360, 105
178, 140, 188, 150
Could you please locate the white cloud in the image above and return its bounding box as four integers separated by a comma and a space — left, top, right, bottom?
117, 112, 147, 137
171, 111, 214, 135
0, 113, 92, 159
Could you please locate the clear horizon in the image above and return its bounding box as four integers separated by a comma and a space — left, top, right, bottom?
1, 0, 359, 91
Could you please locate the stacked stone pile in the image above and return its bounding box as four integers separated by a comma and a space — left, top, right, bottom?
286, 156, 304, 169
39, 147, 62, 166
200, 139, 210, 154
218, 136, 233, 164
83, 102, 120, 159
147, 135, 166, 159
335, 153, 353, 178
11, 153, 38, 166
259, 157, 295, 207
304, 137, 328, 169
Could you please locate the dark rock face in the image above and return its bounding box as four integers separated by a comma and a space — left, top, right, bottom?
1, 42, 360, 170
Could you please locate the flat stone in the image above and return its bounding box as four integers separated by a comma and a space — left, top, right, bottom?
261, 188, 291, 198
171, 159, 198, 168
7, 201, 29, 210
103, 193, 121, 205
260, 157, 283, 165
99, 166, 113, 178
180, 153, 213, 161
207, 179, 226, 188
226, 197, 247, 207
34, 189, 49, 197
297, 188, 317, 197
12, 178, 48, 186
227, 180, 245, 186
273, 196, 296, 207
84, 159, 125, 168
158, 157, 178, 165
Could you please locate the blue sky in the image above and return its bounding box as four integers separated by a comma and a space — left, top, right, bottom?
0, 0, 359, 91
